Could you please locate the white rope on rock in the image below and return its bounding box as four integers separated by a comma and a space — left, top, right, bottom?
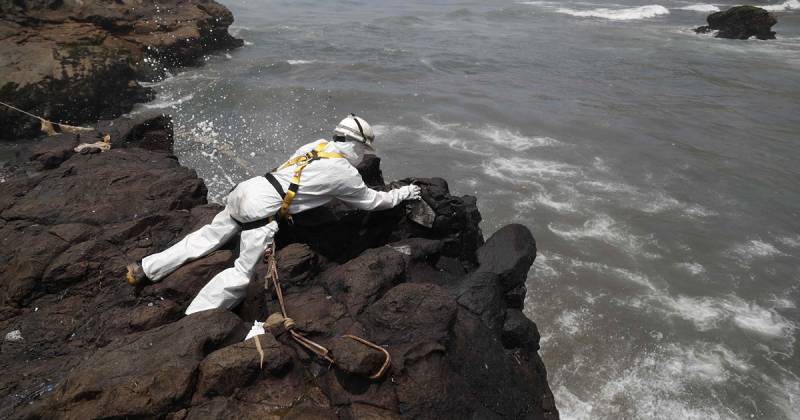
0, 100, 94, 134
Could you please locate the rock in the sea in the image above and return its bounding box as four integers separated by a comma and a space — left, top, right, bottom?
0, 0, 242, 138
0, 115, 558, 419
695, 5, 777, 40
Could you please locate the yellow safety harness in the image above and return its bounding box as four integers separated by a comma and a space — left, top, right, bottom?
264, 141, 344, 221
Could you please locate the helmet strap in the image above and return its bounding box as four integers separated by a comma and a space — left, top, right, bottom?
350, 113, 367, 143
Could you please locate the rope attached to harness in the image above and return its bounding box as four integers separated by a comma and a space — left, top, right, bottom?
253, 242, 391, 379
0, 100, 94, 134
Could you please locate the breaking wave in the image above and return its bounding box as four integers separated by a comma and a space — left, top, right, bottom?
677, 4, 721, 12
763, 0, 800, 11
555, 5, 670, 20
287, 59, 318, 65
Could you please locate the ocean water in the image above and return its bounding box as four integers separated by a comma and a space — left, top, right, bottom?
132, 0, 800, 418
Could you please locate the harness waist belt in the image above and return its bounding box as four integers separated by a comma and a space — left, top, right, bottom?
232, 213, 275, 231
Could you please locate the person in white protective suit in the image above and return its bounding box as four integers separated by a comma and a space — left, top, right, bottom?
125, 115, 421, 315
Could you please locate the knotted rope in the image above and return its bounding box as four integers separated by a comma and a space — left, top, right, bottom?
253, 242, 391, 379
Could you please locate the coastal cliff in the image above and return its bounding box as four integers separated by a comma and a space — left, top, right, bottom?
0, 2, 559, 418
0, 0, 242, 139
0, 115, 558, 419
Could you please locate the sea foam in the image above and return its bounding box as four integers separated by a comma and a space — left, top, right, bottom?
731, 240, 785, 262
552, 343, 739, 420
571, 259, 657, 289
763, 0, 800, 11
777, 234, 800, 248
287, 59, 317, 65
654, 294, 796, 341
548, 215, 661, 260
533, 251, 563, 279
676, 262, 706, 275
516, 191, 579, 213
555, 5, 670, 20
141, 93, 194, 109
483, 157, 581, 181
677, 4, 721, 12
476, 126, 561, 151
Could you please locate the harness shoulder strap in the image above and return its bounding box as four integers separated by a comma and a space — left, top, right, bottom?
264, 172, 285, 199
269, 141, 345, 220
277, 142, 344, 171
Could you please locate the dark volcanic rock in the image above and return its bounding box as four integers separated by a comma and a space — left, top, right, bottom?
329, 336, 387, 376
0, 116, 557, 419
478, 223, 537, 294
695, 6, 777, 40
502, 309, 542, 352
24, 310, 244, 419
0, 0, 242, 138
195, 333, 292, 400
320, 245, 408, 315
457, 271, 506, 330
276, 177, 483, 265
0, 115, 216, 417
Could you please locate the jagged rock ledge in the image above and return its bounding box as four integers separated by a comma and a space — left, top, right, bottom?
0, 0, 243, 139
0, 116, 559, 419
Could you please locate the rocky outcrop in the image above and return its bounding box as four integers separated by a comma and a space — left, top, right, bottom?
0, 116, 558, 419
0, 0, 242, 139
695, 6, 777, 40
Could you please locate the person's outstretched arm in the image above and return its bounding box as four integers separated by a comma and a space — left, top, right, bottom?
333, 164, 421, 211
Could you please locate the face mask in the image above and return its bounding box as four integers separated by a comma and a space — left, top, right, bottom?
336, 141, 368, 166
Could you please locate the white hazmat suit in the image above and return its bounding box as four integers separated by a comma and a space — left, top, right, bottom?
141, 139, 420, 314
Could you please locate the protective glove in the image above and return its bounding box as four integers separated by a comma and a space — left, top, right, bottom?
399, 184, 422, 201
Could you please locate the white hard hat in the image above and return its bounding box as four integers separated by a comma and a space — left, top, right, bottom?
333, 114, 375, 149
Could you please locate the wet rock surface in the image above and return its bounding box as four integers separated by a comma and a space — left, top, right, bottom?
0, 0, 242, 138
695, 6, 777, 40
0, 116, 558, 419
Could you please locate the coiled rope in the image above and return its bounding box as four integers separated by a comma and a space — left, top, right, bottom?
253, 241, 391, 379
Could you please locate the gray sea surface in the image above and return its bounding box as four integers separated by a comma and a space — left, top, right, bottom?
131, 0, 800, 418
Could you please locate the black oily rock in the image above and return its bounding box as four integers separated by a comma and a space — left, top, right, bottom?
0, 115, 558, 419
330, 336, 386, 377
695, 6, 777, 40
502, 309, 542, 352
477, 223, 537, 292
